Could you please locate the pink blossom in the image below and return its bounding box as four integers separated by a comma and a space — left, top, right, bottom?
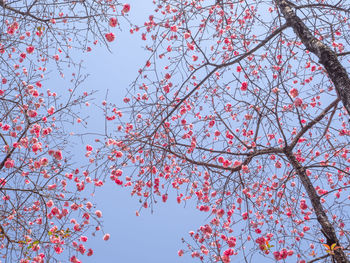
86, 145, 93, 151
54, 150, 63, 160
273, 251, 281, 260
187, 42, 194, 50
32, 143, 42, 153
122, 4, 131, 13
70, 256, 80, 263
47, 184, 57, 190
27, 110, 37, 118
294, 97, 303, 107
109, 17, 118, 27
78, 244, 86, 254
170, 25, 178, 32
242, 212, 248, 220
300, 199, 308, 210
95, 210, 102, 218
46, 200, 54, 207
40, 157, 49, 166
4, 159, 14, 168
184, 32, 191, 39
26, 46, 35, 54
86, 202, 93, 209
240, 82, 248, 91
87, 248, 93, 256
275, 160, 282, 168
54, 246, 63, 254
74, 224, 81, 231
289, 88, 299, 98
105, 33, 115, 42
47, 106, 55, 115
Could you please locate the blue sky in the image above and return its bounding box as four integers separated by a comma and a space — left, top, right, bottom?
78, 39, 207, 263
60, 2, 208, 262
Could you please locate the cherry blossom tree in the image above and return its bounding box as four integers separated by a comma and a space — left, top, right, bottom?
96, 0, 350, 262
0, 1, 131, 262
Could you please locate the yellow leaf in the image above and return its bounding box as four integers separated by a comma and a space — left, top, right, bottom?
263, 241, 274, 251
36, 26, 45, 32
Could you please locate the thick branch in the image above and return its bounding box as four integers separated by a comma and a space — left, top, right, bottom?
284, 148, 349, 263
289, 99, 339, 150
277, 0, 350, 116
0, 0, 48, 22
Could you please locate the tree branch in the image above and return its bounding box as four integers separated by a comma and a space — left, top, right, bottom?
277, 0, 350, 117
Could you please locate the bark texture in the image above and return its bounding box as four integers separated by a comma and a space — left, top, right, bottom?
285, 149, 349, 263
277, 0, 350, 116
277, 2, 350, 261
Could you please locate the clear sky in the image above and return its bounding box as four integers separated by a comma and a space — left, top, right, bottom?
57, 1, 208, 262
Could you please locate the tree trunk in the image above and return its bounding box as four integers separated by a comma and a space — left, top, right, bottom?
285, 149, 349, 263
276, 0, 350, 117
